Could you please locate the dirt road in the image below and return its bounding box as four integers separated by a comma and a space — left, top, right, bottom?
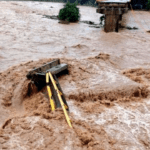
0, 1, 150, 150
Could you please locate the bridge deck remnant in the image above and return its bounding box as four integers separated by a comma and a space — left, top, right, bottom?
96, 0, 131, 32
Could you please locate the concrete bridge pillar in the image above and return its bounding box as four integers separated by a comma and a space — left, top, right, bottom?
96, 1, 129, 32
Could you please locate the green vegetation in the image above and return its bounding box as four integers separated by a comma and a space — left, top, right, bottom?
58, 2, 80, 22
147, 0, 150, 10
100, 15, 105, 25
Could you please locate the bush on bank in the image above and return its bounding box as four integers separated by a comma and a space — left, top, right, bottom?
58, 1, 80, 22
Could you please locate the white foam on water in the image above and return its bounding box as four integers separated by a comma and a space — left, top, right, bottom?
68, 99, 150, 149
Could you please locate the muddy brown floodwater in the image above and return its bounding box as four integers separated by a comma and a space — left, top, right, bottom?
0, 1, 150, 150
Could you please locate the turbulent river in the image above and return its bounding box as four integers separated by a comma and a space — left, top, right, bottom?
0, 1, 150, 150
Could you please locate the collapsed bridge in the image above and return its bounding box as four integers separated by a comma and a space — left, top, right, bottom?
96, 0, 131, 32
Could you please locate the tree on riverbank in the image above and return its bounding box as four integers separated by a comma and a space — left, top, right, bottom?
58, 2, 80, 22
